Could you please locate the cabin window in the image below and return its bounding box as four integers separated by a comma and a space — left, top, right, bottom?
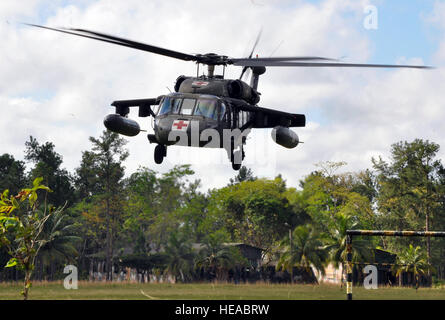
158, 97, 172, 115
237, 111, 250, 128
180, 98, 196, 115
232, 109, 237, 128
194, 99, 217, 119
244, 111, 250, 124
238, 111, 243, 127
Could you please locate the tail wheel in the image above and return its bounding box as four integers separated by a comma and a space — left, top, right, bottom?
154, 144, 166, 164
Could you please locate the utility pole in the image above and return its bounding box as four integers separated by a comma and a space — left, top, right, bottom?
285, 222, 293, 284
425, 159, 432, 286
290, 228, 293, 284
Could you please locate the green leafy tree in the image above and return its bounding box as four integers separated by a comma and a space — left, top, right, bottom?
163, 231, 196, 282
0, 154, 27, 195
75, 150, 102, 199
394, 244, 430, 289
123, 165, 197, 252
277, 224, 327, 283
0, 178, 60, 300
323, 213, 373, 285
195, 231, 246, 280
25, 136, 75, 207
75, 130, 129, 281
210, 176, 300, 256
37, 208, 81, 280
229, 166, 256, 185
299, 162, 376, 284
176, 188, 209, 243
300, 162, 375, 233
373, 139, 445, 279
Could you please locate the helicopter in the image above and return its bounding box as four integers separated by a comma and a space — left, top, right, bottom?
26, 23, 431, 170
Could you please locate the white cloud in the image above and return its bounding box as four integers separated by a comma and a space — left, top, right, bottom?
1, 0, 443, 191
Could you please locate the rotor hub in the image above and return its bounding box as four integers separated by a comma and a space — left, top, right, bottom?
195, 53, 228, 66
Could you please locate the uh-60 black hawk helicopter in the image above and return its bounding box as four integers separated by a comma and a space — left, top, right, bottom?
27, 24, 431, 170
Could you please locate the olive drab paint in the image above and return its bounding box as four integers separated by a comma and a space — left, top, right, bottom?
24, 22, 430, 171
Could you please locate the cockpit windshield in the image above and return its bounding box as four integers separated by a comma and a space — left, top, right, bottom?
194, 99, 217, 120
158, 97, 172, 115
172, 98, 182, 114
158, 96, 186, 115
158, 95, 222, 121
181, 98, 196, 115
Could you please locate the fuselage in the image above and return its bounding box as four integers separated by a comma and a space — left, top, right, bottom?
153, 92, 252, 149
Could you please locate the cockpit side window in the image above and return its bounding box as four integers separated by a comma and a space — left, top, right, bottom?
172, 98, 182, 114
194, 99, 217, 120
180, 98, 196, 115
220, 103, 226, 121
158, 97, 172, 115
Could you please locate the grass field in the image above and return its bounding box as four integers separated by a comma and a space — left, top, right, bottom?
1, 281, 445, 300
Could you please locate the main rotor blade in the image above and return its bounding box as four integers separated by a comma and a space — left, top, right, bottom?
239, 28, 263, 80
24, 23, 197, 62
248, 28, 262, 59
231, 60, 433, 69
238, 56, 338, 79
233, 56, 337, 64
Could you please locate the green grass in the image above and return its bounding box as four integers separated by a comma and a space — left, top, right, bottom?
1, 281, 445, 300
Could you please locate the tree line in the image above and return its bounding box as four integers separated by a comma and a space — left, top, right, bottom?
1, 131, 445, 287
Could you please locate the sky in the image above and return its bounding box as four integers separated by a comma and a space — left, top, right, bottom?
1, 0, 444, 191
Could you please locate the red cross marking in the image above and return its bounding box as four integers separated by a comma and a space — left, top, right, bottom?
192, 81, 208, 86
173, 120, 188, 130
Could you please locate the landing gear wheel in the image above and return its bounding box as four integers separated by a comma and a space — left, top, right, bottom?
154, 144, 166, 164
230, 147, 244, 171
226, 136, 246, 171
232, 162, 241, 171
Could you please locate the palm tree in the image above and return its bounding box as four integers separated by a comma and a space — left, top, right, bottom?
195, 240, 246, 281
37, 208, 81, 280
394, 244, 430, 289
323, 213, 373, 286
277, 224, 328, 283
164, 232, 196, 282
